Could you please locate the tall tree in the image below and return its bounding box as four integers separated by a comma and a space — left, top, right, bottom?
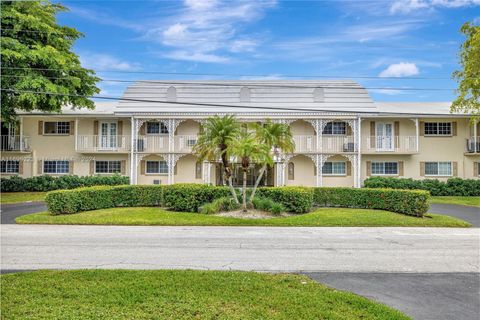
1, 0, 100, 123
193, 115, 241, 203
229, 130, 270, 211
248, 120, 294, 203
452, 22, 480, 115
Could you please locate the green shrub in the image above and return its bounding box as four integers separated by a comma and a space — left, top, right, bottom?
198, 197, 239, 214
364, 177, 480, 196
269, 202, 285, 215
313, 187, 429, 217
252, 197, 285, 215
257, 186, 313, 213
46, 185, 164, 215
1, 175, 129, 192
163, 184, 230, 212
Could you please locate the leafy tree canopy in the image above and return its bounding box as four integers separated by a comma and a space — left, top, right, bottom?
1, 0, 100, 123
452, 22, 480, 115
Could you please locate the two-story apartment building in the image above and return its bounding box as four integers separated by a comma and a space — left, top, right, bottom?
1, 80, 479, 187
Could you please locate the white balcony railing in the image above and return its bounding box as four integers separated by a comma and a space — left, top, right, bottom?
363, 136, 417, 153
466, 136, 480, 153
135, 135, 168, 152
175, 135, 198, 153
76, 135, 131, 152
0, 135, 30, 151
293, 135, 356, 153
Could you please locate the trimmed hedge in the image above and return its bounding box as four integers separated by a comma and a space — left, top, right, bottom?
1, 175, 129, 192
257, 186, 314, 213
163, 184, 230, 212
313, 187, 429, 217
364, 177, 480, 196
45, 183, 429, 217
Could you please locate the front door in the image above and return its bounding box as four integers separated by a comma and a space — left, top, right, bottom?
99, 122, 117, 150
376, 122, 394, 151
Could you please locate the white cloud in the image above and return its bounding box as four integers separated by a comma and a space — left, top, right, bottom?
390, 0, 480, 14
80, 53, 141, 71
144, 0, 276, 63
379, 62, 419, 77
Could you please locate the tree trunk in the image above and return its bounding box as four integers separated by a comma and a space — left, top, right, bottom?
242, 169, 247, 212
221, 146, 239, 204
249, 164, 266, 204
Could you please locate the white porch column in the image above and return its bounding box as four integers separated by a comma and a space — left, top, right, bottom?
474, 119, 478, 153
19, 117, 24, 151
167, 119, 177, 152
167, 154, 173, 185
357, 117, 362, 188
74, 118, 78, 151
316, 154, 321, 187
415, 118, 419, 152
130, 117, 135, 185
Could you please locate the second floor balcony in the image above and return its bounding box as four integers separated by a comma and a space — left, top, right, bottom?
293, 135, 356, 153
466, 137, 480, 153
0, 135, 30, 152
76, 135, 131, 153
135, 135, 198, 153
362, 136, 417, 154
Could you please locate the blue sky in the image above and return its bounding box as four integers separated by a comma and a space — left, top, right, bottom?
59, 0, 480, 101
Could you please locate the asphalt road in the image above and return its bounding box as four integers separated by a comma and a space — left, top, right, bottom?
0, 202, 47, 224
430, 203, 480, 227
305, 272, 480, 320
2, 225, 478, 272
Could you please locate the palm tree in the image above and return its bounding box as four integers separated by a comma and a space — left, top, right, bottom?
193, 115, 241, 203
229, 130, 271, 211
249, 120, 295, 203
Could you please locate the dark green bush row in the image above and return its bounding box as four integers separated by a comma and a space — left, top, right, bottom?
46, 183, 429, 217
314, 187, 429, 217
364, 177, 480, 196
46, 183, 230, 215
257, 187, 313, 213
1, 175, 129, 192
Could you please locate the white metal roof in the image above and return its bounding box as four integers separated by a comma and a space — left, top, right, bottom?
116, 80, 377, 113
16, 81, 464, 117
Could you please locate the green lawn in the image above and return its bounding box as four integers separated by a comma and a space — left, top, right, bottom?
17, 207, 471, 227
1, 192, 46, 204
1, 270, 410, 320
430, 196, 480, 207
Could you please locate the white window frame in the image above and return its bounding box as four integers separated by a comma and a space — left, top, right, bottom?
43, 160, 69, 174
0, 160, 19, 173
371, 161, 399, 176
424, 122, 452, 136
425, 161, 452, 177
43, 121, 70, 135
146, 160, 168, 174
322, 161, 346, 176
95, 160, 121, 174
146, 122, 168, 135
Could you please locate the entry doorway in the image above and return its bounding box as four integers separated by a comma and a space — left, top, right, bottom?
376, 122, 394, 151
215, 163, 274, 187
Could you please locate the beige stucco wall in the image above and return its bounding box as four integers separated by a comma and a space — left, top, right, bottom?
285, 155, 315, 186
174, 154, 203, 184
290, 120, 315, 135
176, 120, 200, 135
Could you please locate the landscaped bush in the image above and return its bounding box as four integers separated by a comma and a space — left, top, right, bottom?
46, 185, 164, 215
198, 197, 239, 215
252, 197, 285, 215
256, 186, 313, 213
1, 175, 129, 192
313, 187, 429, 217
364, 177, 480, 196
46, 183, 429, 217
163, 184, 230, 212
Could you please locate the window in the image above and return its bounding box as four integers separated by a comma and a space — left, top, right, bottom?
43, 160, 69, 174
146, 122, 168, 134
146, 160, 168, 174
195, 162, 202, 179
0, 160, 19, 173
425, 162, 452, 176
44, 121, 70, 134
288, 162, 294, 180
424, 122, 451, 136
322, 162, 346, 175
95, 161, 121, 174
323, 121, 346, 135
371, 162, 398, 175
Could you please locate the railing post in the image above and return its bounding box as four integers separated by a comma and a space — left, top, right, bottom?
415, 118, 419, 152
474, 119, 478, 153
19, 117, 24, 151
